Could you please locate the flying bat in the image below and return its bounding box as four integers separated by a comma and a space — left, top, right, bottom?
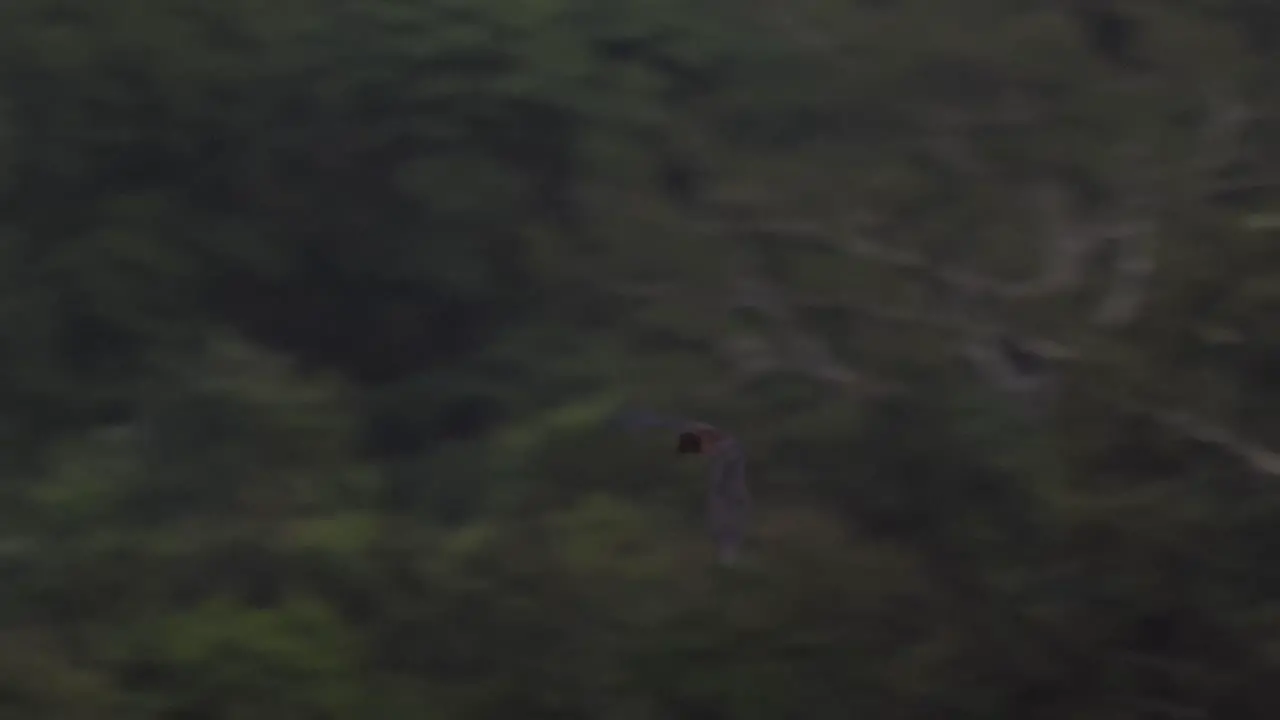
616, 410, 751, 564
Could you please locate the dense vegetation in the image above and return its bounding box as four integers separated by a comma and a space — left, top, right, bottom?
3, 0, 1280, 717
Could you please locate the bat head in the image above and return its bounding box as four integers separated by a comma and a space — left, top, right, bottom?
676, 431, 702, 454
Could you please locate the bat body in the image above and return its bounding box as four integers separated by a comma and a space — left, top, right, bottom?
616, 410, 751, 564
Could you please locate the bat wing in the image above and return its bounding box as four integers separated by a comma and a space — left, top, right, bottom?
613, 409, 708, 434
708, 441, 750, 565
616, 408, 748, 562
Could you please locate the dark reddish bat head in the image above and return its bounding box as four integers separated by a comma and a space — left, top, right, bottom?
676, 431, 702, 454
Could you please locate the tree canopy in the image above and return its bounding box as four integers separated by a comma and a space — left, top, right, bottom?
3, 0, 1280, 718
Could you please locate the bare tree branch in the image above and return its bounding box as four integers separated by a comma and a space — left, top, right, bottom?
729, 275, 899, 393
1091, 226, 1158, 327
618, 91, 1259, 414
1137, 405, 1280, 477
1190, 94, 1250, 179
713, 333, 782, 390
963, 338, 1048, 397
614, 279, 901, 396
1087, 96, 1250, 329
748, 200, 1135, 303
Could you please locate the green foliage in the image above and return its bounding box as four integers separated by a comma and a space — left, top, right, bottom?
127, 597, 364, 718
3, 0, 1280, 718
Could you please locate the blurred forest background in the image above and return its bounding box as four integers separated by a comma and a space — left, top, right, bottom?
3, 0, 1280, 718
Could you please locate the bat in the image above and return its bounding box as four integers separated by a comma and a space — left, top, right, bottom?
615, 410, 751, 564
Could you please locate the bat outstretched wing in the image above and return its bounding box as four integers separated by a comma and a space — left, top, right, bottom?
613, 409, 706, 434
708, 441, 750, 564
